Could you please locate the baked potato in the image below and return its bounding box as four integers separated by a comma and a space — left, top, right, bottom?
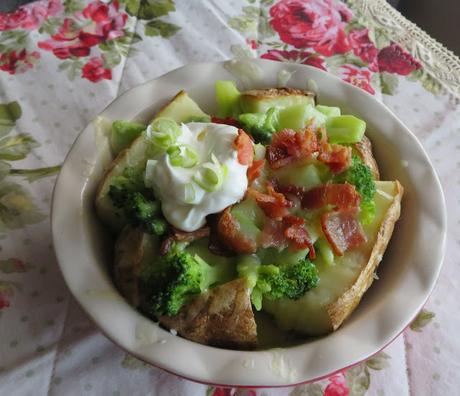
97, 84, 403, 348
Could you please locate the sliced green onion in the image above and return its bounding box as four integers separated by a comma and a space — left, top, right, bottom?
192, 154, 227, 192
146, 117, 182, 152
150, 117, 182, 137
167, 144, 199, 168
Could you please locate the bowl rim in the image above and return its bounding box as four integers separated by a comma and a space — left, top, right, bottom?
51, 59, 447, 387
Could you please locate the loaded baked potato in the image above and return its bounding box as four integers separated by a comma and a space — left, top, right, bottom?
95, 82, 403, 348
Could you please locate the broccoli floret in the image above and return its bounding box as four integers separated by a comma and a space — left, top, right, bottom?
238, 107, 279, 144
109, 185, 168, 235
338, 155, 376, 224
237, 255, 319, 310
140, 245, 235, 316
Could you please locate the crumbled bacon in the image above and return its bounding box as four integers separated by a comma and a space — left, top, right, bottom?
211, 116, 241, 127
283, 215, 316, 258
318, 142, 352, 174
277, 183, 361, 210
258, 215, 315, 257
247, 159, 265, 184
160, 227, 210, 255
234, 129, 254, 166
248, 181, 292, 220
259, 219, 287, 250
266, 128, 318, 169
216, 207, 257, 254
321, 209, 366, 256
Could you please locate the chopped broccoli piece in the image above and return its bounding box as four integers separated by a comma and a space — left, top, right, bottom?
238, 107, 279, 144
338, 155, 376, 224
140, 244, 235, 316
237, 255, 319, 310
110, 120, 146, 155
109, 186, 168, 235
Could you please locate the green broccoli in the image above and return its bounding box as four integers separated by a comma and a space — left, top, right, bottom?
338, 155, 376, 224
109, 186, 168, 235
140, 244, 235, 317
110, 120, 146, 155
237, 255, 319, 310
238, 107, 279, 144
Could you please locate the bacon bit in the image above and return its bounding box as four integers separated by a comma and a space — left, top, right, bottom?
259, 219, 287, 250
283, 215, 316, 258
277, 183, 361, 210
321, 209, 367, 256
217, 207, 257, 254
160, 227, 210, 255
248, 182, 292, 220
234, 129, 254, 166
247, 159, 265, 183
211, 116, 241, 127
318, 142, 352, 174
266, 128, 318, 169
259, 215, 315, 257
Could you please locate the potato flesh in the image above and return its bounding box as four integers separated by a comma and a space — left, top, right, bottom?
263, 181, 399, 335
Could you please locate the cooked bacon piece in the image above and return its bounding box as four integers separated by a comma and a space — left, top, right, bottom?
277, 183, 361, 210
259, 215, 315, 257
247, 159, 265, 184
234, 129, 254, 166
217, 207, 257, 254
211, 116, 241, 127
321, 209, 367, 256
160, 227, 210, 255
248, 182, 292, 220
258, 219, 287, 250
266, 128, 318, 169
283, 215, 316, 258
318, 142, 352, 174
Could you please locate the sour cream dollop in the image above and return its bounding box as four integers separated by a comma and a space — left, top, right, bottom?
145, 122, 249, 232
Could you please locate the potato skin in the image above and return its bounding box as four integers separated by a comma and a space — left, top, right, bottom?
113, 227, 258, 349
326, 181, 403, 330
160, 279, 258, 349
242, 87, 315, 99
114, 226, 157, 307
353, 135, 380, 180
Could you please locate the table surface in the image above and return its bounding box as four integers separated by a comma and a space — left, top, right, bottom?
0, 1, 459, 395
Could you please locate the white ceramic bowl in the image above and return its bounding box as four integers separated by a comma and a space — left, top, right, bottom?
52, 59, 446, 387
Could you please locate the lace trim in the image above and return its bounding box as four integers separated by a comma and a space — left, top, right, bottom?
351, 0, 460, 99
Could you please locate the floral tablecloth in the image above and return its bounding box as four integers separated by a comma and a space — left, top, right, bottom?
0, 0, 459, 395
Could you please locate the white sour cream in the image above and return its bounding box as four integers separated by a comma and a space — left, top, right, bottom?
145, 122, 249, 232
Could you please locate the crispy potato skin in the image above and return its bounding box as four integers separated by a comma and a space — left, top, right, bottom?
160, 279, 258, 349
326, 181, 403, 330
113, 226, 150, 307
113, 227, 258, 349
242, 87, 315, 99
353, 135, 380, 180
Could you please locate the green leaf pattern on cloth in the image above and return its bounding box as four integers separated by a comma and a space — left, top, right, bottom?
410, 309, 436, 332
0, 101, 60, 235
0, 0, 181, 82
